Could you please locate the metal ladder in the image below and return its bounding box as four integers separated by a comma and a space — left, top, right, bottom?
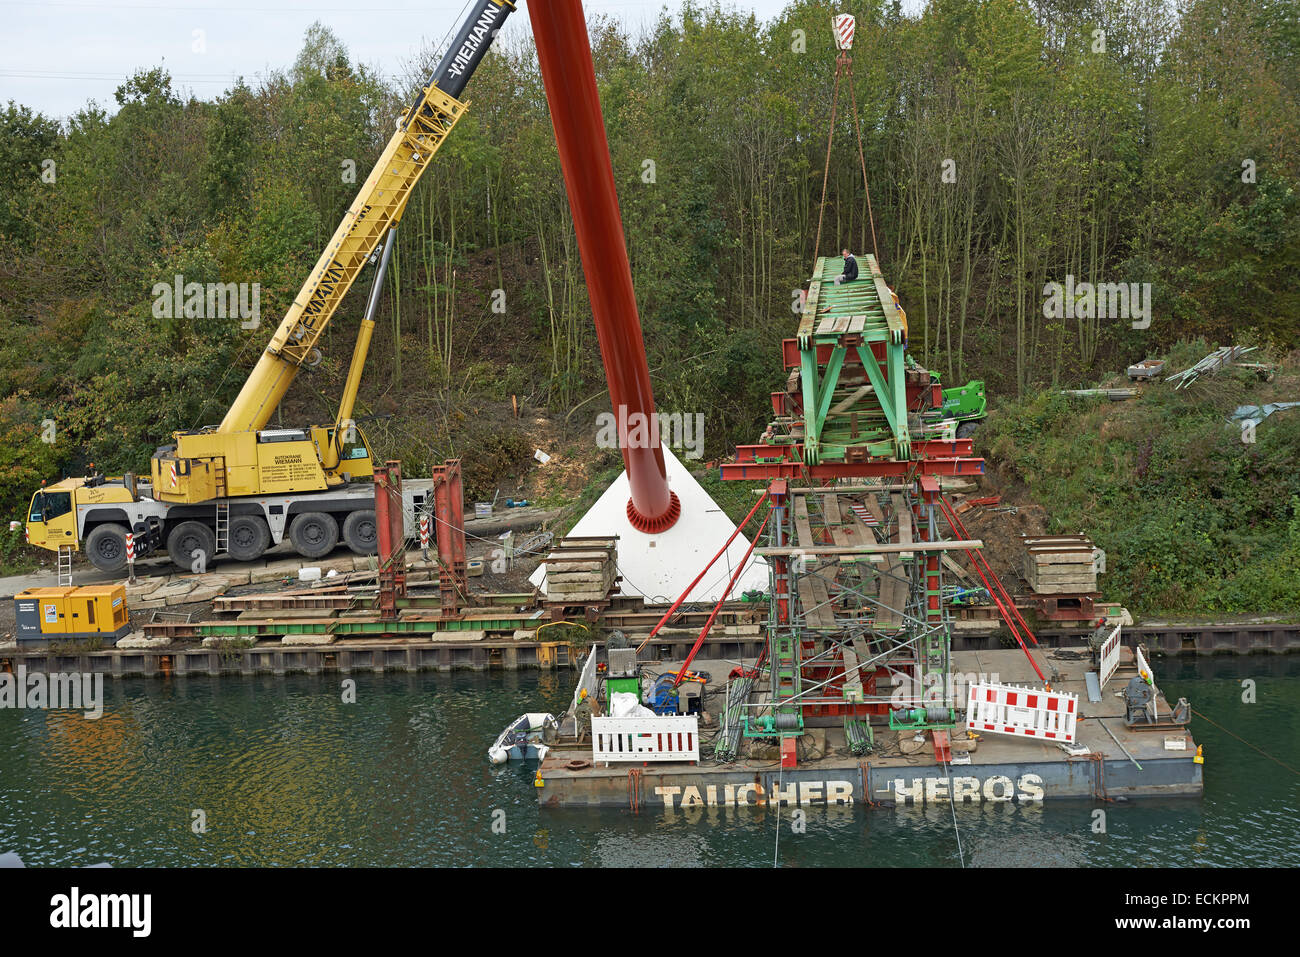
214, 461, 229, 554
57, 544, 73, 586
215, 501, 229, 555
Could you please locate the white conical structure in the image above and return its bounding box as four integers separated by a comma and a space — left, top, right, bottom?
531, 446, 769, 603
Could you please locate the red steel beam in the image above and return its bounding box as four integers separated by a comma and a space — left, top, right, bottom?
373, 461, 407, 620
720, 458, 985, 481
733, 439, 975, 462
431, 459, 467, 617
529, 0, 679, 533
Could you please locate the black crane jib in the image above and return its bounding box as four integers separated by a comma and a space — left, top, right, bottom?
414, 0, 515, 110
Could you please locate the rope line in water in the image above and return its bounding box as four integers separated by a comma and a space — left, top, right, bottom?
1192, 707, 1298, 777
773, 763, 782, 868
941, 755, 965, 868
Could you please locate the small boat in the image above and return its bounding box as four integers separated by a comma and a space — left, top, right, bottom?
488, 712, 558, 764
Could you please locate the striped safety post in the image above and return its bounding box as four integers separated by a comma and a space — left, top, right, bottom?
125, 531, 136, 582
833, 13, 855, 50
419, 515, 430, 561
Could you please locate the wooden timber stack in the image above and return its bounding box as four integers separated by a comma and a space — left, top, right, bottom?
1021, 535, 1097, 595
541, 536, 619, 620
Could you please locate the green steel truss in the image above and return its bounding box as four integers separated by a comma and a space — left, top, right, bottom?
795, 255, 911, 465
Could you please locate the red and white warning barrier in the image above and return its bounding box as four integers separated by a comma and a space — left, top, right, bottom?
1098, 623, 1122, 688
592, 716, 699, 764
966, 682, 1078, 743
833, 13, 855, 50
1135, 645, 1159, 718
125, 532, 136, 580
419, 515, 430, 550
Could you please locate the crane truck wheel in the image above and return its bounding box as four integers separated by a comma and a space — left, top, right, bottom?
84, 523, 130, 573
227, 515, 270, 562
167, 521, 216, 572
289, 511, 339, 559
956, 420, 979, 439
342, 510, 378, 555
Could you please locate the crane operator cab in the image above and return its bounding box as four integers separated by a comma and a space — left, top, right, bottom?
25, 484, 77, 549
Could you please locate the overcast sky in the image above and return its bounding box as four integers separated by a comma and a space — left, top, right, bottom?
2, 0, 927, 120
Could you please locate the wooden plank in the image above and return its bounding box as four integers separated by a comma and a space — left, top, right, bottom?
841, 644, 863, 699
873, 494, 907, 628
793, 495, 815, 548
758, 541, 980, 556
1028, 582, 1097, 596
1026, 567, 1097, 581
544, 586, 613, 600
875, 564, 907, 628
942, 554, 971, 582
548, 577, 615, 588
841, 509, 874, 548
891, 492, 914, 560
830, 384, 873, 414
822, 493, 842, 527
796, 573, 837, 629
545, 561, 610, 574
852, 635, 873, 662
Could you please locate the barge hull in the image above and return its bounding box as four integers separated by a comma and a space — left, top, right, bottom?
537, 647, 1205, 808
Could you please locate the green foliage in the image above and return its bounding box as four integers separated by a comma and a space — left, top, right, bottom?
0, 526, 35, 574
982, 350, 1300, 617
0, 100, 60, 242
0, 395, 67, 520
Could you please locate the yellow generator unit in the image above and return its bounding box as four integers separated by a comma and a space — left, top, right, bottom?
14, 584, 131, 644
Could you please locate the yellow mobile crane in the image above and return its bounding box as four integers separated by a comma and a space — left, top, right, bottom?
24, 0, 516, 573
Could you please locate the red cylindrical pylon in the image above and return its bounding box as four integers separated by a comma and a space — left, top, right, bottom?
528, 0, 679, 534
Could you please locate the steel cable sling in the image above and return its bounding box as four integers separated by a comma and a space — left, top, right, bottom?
812, 38, 880, 263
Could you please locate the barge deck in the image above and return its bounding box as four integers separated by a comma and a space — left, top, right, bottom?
535, 648, 1203, 808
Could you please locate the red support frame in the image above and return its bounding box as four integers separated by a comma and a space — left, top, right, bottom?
720, 457, 984, 482
916, 475, 943, 624
431, 459, 468, 618
373, 461, 407, 620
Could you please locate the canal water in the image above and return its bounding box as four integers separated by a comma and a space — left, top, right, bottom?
1, 656, 1296, 867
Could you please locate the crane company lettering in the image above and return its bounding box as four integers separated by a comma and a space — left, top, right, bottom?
655, 780, 856, 808
445, 4, 503, 80
260, 453, 319, 485
649, 773, 1046, 809
890, 773, 1045, 804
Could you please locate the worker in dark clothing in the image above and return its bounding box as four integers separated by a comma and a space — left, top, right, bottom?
835, 248, 858, 285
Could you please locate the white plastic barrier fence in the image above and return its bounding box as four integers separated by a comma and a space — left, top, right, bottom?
1098, 624, 1122, 688
966, 682, 1078, 744
1135, 644, 1159, 719
568, 646, 599, 718
592, 715, 700, 764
